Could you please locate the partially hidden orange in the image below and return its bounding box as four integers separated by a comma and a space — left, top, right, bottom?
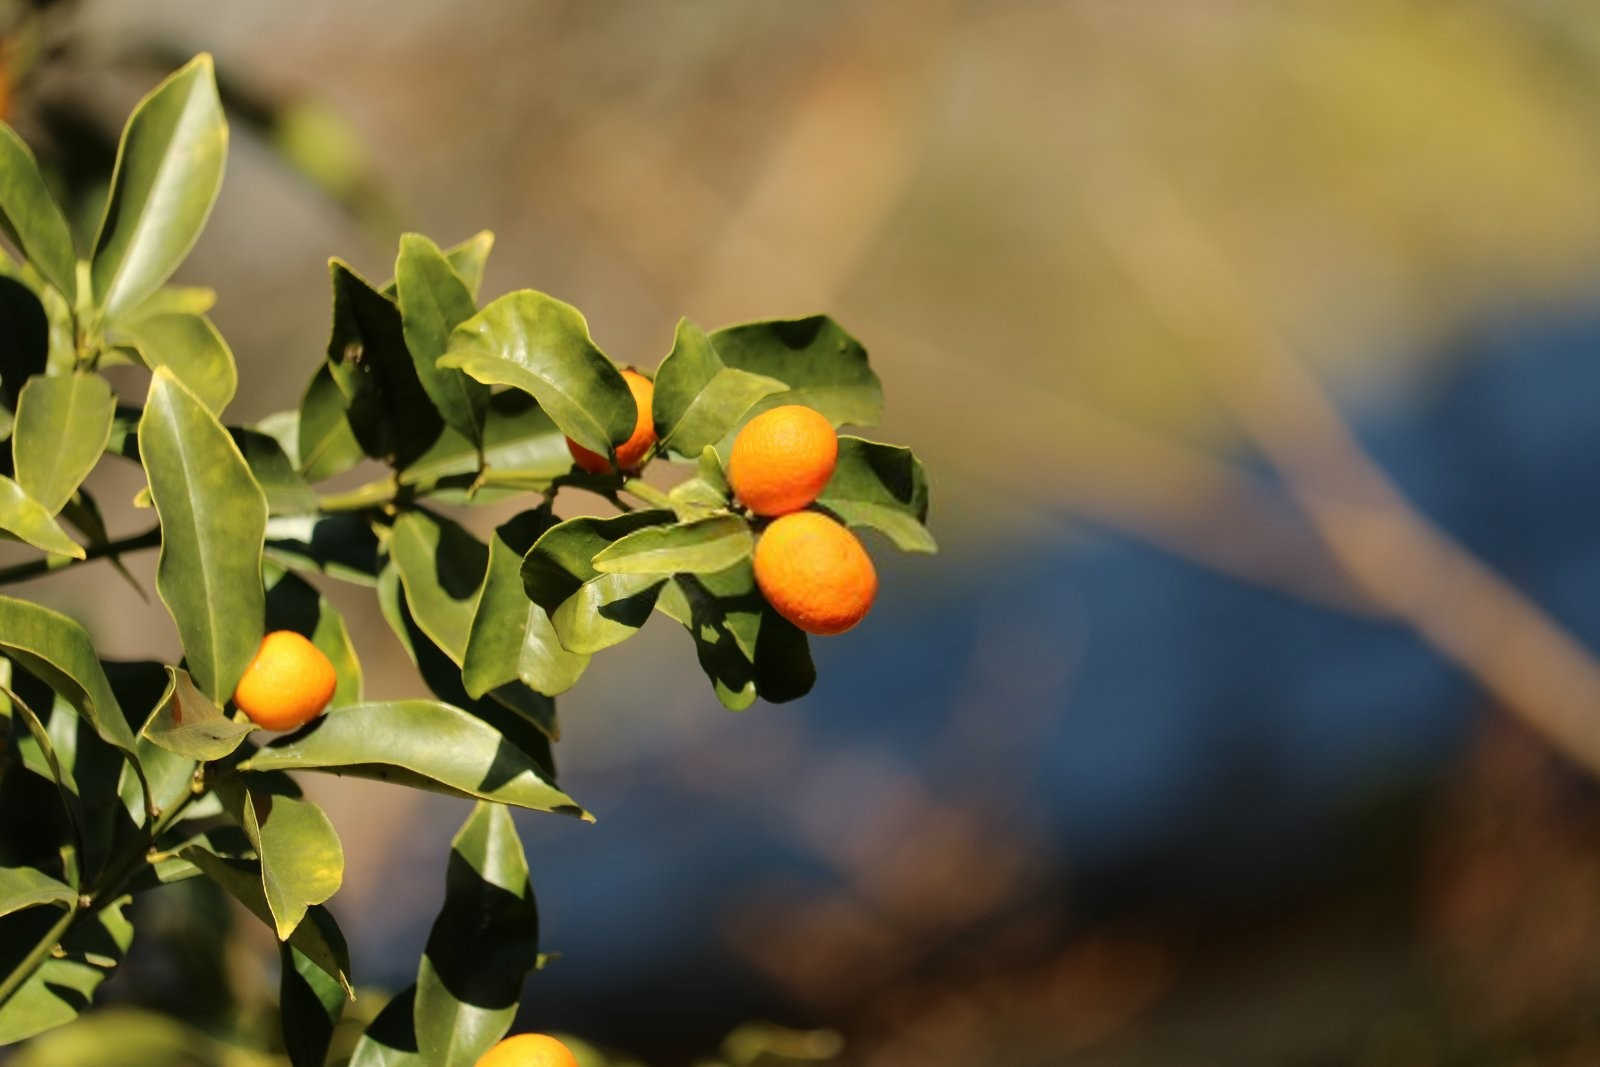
566, 368, 655, 474
474, 1033, 581, 1067
753, 510, 876, 635
232, 630, 337, 731
728, 404, 838, 517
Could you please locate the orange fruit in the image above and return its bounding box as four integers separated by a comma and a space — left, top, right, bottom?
728, 404, 838, 517
753, 511, 876, 635
474, 1033, 581, 1067
566, 369, 655, 474
232, 630, 337, 731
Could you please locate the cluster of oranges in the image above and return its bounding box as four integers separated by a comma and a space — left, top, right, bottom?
232, 370, 879, 734
562, 370, 876, 637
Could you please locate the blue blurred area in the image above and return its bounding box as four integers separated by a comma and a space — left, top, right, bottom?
364, 306, 1600, 1048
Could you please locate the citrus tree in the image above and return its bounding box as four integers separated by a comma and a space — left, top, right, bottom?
0, 55, 934, 1066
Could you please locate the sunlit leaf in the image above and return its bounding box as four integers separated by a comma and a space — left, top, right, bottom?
0, 478, 83, 559
140, 666, 251, 761
815, 436, 934, 553
239, 700, 586, 817
0, 597, 135, 754
230, 427, 318, 517
440, 289, 634, 456
652, 318, 785, 456
389, 510, 487, 664
0, 867, 73, 920
13, 373, 116, 515
296, 363, 364, 483
138, 368, 267, 702
462, 510, 587, 701
592, 515, 752, 576
349, 985, 425, 1067
118, 312, 237, 415
217, 777, 343, 940
182, 847, 351, 993
0, 124, 77, 303
396, 232, 488, 446
710, 315, 882, 428
399, 391, 569, 491
415, 802, 538, 1065
91, 55, 227, 320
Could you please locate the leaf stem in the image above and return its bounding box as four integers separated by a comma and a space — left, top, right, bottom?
0, 900, 78, 1010
0, 524, 161, 585
621, 478, 672, 510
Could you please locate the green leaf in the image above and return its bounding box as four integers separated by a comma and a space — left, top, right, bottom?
520, 510, 674, 615
122, 284, 216, 320
0, 896, 132, 1045
13, 373, 116, 515
232, 427, 318, 517
710, 315, 882, 428
218, 777, 343, 940
264, 563, 363, 707
239, 700, 587, 817
389, 510, 487, 664
0, 124, 77, 303
380, 564, 560, 756
138, 368, 267, 702
139, 666, 251, 760
816, 436, 935, 553
656, 561, 815, 708
350, 985, 426, 1067
550, 572, 666, 655
522, 510, 674, 655
462, 510, 588, 701
296, 362, 364, 483
592, 515, 752, 576
0, 867, 73, 920
118, 312, 237, 415
281, 941, 346, 1067
396, 232, 489, 445
399, 390, 569, 491
443, 231, 493, 300
90, 54, 227, 321
439, 289, 633, 456
326, 260, 444, 469
0, 477, 84, 559
415, 802, 538, 1066
253, 409, 301, 466
264, 513, 381, 587
182, 847, 351, 993
652, 318, 785, 456
0, 597, 134, 754
667, 447, 734, 522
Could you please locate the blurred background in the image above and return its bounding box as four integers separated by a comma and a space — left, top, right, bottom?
14, 0, 1600, 1063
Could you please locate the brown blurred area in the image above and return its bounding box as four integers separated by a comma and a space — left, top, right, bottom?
12, 1, 1600, 1063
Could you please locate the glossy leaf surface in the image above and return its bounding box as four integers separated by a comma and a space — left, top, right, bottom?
138, 369, 266, 702
440, 289, 634, 456
13, 373, 116, 515
816, 436, 936, 552
91, 55, 226, 320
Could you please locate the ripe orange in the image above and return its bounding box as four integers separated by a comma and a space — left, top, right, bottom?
567, 368, 655, 474
728, 404, 838, 517
232, 630, 337, 731
753, 511, 876, 635
474, 1033, 580, 1067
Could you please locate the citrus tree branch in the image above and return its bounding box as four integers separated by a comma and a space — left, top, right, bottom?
0, 525, 162, 586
